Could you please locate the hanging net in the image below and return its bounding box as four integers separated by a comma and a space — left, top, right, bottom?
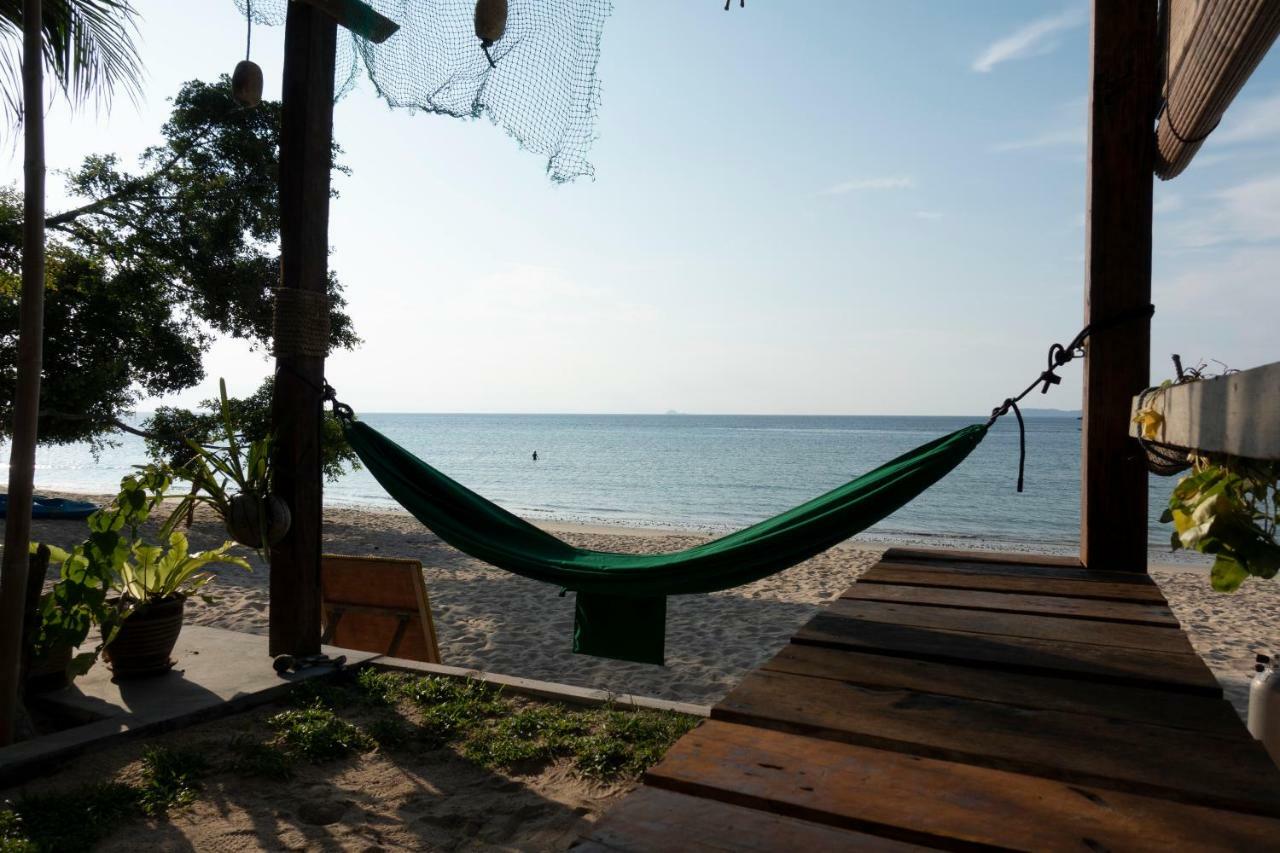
233, 0, 612, 182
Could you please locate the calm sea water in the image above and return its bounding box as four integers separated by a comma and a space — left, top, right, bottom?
15, 413, 1199, 561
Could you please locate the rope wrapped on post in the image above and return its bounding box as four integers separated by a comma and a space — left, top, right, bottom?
272, 288, 331, 358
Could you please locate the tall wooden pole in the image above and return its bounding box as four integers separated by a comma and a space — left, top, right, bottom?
269, 1, 336, 656
1080, 0, 1159, 573
0, 0, 46, 745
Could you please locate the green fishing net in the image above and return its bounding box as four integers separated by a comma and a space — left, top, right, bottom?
233, 1, 612, 182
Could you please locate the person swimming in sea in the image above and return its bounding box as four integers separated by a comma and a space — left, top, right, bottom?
532, 450, 538, 462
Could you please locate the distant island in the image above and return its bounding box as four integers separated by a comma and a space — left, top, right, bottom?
1018, 408, 1083, 418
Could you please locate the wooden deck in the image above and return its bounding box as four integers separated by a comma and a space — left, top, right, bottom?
577, 548, 1280, 852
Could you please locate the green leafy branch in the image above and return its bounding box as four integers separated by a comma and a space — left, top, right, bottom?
1163, 456, 1280, 592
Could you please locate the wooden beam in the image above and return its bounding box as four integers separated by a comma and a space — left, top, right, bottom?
0, 0, 46, 747
297, 0, 400, 43
1129, 361, 1280, 460
1080, 0, 1160, 574
269, 1, 337, 657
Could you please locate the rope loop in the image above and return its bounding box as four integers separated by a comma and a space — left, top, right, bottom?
322, 381, 355, 423
987, 303, 1155, 492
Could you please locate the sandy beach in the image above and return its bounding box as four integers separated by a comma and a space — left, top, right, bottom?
14, 494, 1279, 719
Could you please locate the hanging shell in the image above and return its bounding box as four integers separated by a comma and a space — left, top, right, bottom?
474, 0, 508, 47
232, 60, 264, 107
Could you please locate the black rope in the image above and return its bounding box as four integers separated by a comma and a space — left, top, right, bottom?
986, 303, 1155, 492
1159, 100, 1221, 146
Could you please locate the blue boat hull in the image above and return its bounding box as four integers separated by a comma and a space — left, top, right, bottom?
0, 495, 98, 521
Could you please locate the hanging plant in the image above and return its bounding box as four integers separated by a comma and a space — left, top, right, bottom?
1163, 456, 1280, 591
1147, 360, 1280, 591
163, 379, 290, 556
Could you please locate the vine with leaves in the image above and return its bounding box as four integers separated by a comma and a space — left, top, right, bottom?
1135, 360, 1280, 592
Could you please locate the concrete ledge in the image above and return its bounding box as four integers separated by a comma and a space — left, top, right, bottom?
0, 625, 373, 789
1130, 361, 1280, 460
363, 656, 712, 718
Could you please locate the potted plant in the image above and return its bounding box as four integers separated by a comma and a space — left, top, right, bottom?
24, 542, 108, 692
37, 467, 252, 679
166, 379, 290, 554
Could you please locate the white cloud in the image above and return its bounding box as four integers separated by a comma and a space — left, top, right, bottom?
817, 176, 914, 196
1153, 192, 1183, 215
1166, 174, 1280, 247
991, 127, 1083, 152
991, 97, 1086, 153
1215, 91, 1280, 144
973, 6, 1087, 73
1155, 247, 1280, 373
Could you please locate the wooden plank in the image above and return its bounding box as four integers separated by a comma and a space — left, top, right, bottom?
645, 721, 1280, 852
1080, 0, 1160, 573
794, 612, 1221, 695
581, 788, 929, 852
760, 643, 1244, 737
860, 565, 1167, 603
876, 555, 1156, 585
269, 2, 338, 657
713, 670, 1280, 815
1129, 361, 1280, 460
826, 598, 1195, 655
880, 546, 1083, 569
846, 582, 1179, 626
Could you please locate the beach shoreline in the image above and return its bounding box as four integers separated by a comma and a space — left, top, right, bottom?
7, 490, 1276, 717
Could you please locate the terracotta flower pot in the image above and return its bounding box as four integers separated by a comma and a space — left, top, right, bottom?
25, 642, 73, 693
104, 595, 186, 678
225, 493, 291, 549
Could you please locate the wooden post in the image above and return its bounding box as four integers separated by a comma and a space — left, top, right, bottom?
1080, 0, 1159, 573
0, 0, 46, 745
269, 1, 337, 656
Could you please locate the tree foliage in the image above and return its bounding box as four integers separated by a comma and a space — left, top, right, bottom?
0, 76, 359, 449
146, 378, 357, 484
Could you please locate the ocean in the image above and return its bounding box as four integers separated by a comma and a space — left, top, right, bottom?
15, 413, 1199, 562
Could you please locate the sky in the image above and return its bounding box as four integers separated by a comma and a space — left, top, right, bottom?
4, 0, 1279, 416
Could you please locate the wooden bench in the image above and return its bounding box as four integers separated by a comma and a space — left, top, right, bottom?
320, 554, 441, 663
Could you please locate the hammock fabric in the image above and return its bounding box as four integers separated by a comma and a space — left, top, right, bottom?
342, 419, 988, 664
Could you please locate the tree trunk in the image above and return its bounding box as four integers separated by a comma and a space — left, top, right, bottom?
0, 0, 47, 746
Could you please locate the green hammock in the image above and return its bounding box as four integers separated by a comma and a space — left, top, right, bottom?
342, 418, 987, 665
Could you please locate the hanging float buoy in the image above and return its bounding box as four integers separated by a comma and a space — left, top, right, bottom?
475, 0, 508, 67
232, 60, 264, 107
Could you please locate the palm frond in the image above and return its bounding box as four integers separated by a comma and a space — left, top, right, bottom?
0, 0, 144, 128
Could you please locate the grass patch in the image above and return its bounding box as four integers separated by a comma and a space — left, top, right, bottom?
287, 679, 352, 711
364, 715, 414, 750
269, 706, 372, 762
353, 668, 406, 706
226, 735, 295, 780
136, 746, 208, 816
571, 709, 700, 779
0, 671, 698, 852
0, 782, 138, 853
